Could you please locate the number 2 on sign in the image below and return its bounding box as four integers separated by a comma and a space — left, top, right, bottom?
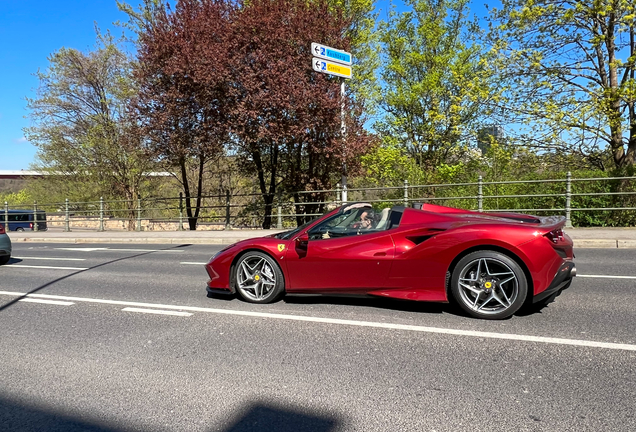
321, 61, 326, 71
320, 47, 325, 55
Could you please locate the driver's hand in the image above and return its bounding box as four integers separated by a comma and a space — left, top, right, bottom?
322, 232, 330, 239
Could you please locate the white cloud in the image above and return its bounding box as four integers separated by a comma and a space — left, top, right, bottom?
14, 137, 28, 143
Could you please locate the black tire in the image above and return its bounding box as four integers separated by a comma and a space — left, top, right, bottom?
233, 251, 285, 304
451, 250, 528, 320
0, 255, 10, 265
16, 227, 24, 232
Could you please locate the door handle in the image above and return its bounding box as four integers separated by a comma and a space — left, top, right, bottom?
373, 252, 387, 257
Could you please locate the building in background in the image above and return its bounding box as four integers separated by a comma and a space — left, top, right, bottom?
477, 125, 505, 154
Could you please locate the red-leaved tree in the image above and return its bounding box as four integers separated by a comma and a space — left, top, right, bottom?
229, 0, 372, 227
133, 0, 233, 230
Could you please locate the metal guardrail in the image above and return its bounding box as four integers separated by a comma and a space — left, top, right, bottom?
3, 172, 636, 231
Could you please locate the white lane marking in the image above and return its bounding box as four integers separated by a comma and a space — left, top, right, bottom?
4, 265, 88, 271
180, 262, 207, 265
13, 257, 86, 261
122, 307, 192, 317
0, 290, 635, 352
54, 248, 109, 252
55, 248, 184, 253
578, 274, 636, 280
19, 298, 74, 306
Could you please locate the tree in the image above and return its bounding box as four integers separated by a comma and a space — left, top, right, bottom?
228, 0, 371, 227
489, 0, 636, 170
374, 0, 496, 168
132, 0, 232, 230
327, 0, 380, 115
24, 32, 155, 229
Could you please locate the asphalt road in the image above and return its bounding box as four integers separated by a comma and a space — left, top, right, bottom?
0, 243, 635, 431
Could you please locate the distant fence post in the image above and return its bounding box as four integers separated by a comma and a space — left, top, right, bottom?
64, 198, 71, 232
336, 183, 341, 206
178, 193, 184, 231
136, 197, 142, 232
403, 180, 409, 207
277, 204, 283, 229
3, 202, 8, 231
33, 201, 39, 232
98, 197, 105, 232
225, 189, 231, 229
565, 171, 572, 228
478, 176, 483, 212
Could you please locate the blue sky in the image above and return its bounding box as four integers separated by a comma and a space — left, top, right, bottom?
0, 0, 490, 170
0, 0, 127, 170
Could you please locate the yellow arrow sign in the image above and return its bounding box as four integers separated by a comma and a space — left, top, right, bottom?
312, 57, 352, 79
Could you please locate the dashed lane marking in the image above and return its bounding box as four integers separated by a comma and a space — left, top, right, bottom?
19, 298, 74, 306
13, 257, 86, 261
1, 290, 635, 352
122, 307, 192, 317
578, 274, 636, 280
54, 248, 184, 253
4, 265, 89, 271
180, 262, 208, 265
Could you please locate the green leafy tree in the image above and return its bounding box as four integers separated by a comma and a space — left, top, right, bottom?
488, 0, 636, 170
375, 0, 496, 168
327, 0, 381, 114
24, 31, 155, 229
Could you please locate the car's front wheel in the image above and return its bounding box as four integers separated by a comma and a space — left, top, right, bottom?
233, 251, 285, 304
451, 251, 527, 320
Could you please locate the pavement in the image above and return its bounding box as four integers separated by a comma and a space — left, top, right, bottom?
6, 226, 636, 248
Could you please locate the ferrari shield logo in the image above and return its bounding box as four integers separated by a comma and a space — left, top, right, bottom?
277, 244, 285, 252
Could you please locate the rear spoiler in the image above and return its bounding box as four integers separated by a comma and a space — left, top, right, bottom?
420, 203, 565, 233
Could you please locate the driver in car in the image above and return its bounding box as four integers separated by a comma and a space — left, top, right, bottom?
351, 209, 376, 233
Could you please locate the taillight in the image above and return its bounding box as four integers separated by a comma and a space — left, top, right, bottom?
544, 228, 564, 243
0, 224, 5, 234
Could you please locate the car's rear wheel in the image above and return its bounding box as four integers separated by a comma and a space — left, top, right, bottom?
0, 255, 10, 265
16, 227, 24, 232
233, 251, 284, 304
451, 251, 527, 320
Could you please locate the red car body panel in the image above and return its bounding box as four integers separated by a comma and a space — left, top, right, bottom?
284, 230, 395, 292
205, 203, 574, 305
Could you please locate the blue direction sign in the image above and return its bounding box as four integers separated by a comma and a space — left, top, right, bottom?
311, 43, 352, 66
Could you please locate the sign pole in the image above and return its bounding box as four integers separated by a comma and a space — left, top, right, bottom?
310, 42, 352, 204
341, 79, 347, 203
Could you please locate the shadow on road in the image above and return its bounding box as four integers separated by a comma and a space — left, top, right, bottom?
283, 293, 452, 315
220, 401, 341, 432
0, 395, 341, 432
0, 394, 123, 432
0, 244, 193, 314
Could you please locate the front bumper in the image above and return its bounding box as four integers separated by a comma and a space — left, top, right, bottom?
206, 286, 234, 297
533, 261, 575, 304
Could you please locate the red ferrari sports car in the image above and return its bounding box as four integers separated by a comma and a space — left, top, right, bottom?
205, 202, 575, 319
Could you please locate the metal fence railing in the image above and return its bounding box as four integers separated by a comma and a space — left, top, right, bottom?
3, 172, 636, 231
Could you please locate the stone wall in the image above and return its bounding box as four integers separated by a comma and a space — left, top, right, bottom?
46, 215, 226, 231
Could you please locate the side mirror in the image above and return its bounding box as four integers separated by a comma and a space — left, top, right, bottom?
295, 233, 309, 246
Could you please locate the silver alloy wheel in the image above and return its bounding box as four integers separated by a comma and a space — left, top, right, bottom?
456, 257, 519, 316
236, 254, 278, 302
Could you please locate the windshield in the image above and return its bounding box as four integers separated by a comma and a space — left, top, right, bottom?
274, 218, 319, 240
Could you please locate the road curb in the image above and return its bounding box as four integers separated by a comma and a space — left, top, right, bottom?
9, 237, 248, 245
573, 239, 618, 248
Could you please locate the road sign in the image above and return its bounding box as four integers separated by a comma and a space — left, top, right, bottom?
311, 43, 352, 65
312, 57, 352, 79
